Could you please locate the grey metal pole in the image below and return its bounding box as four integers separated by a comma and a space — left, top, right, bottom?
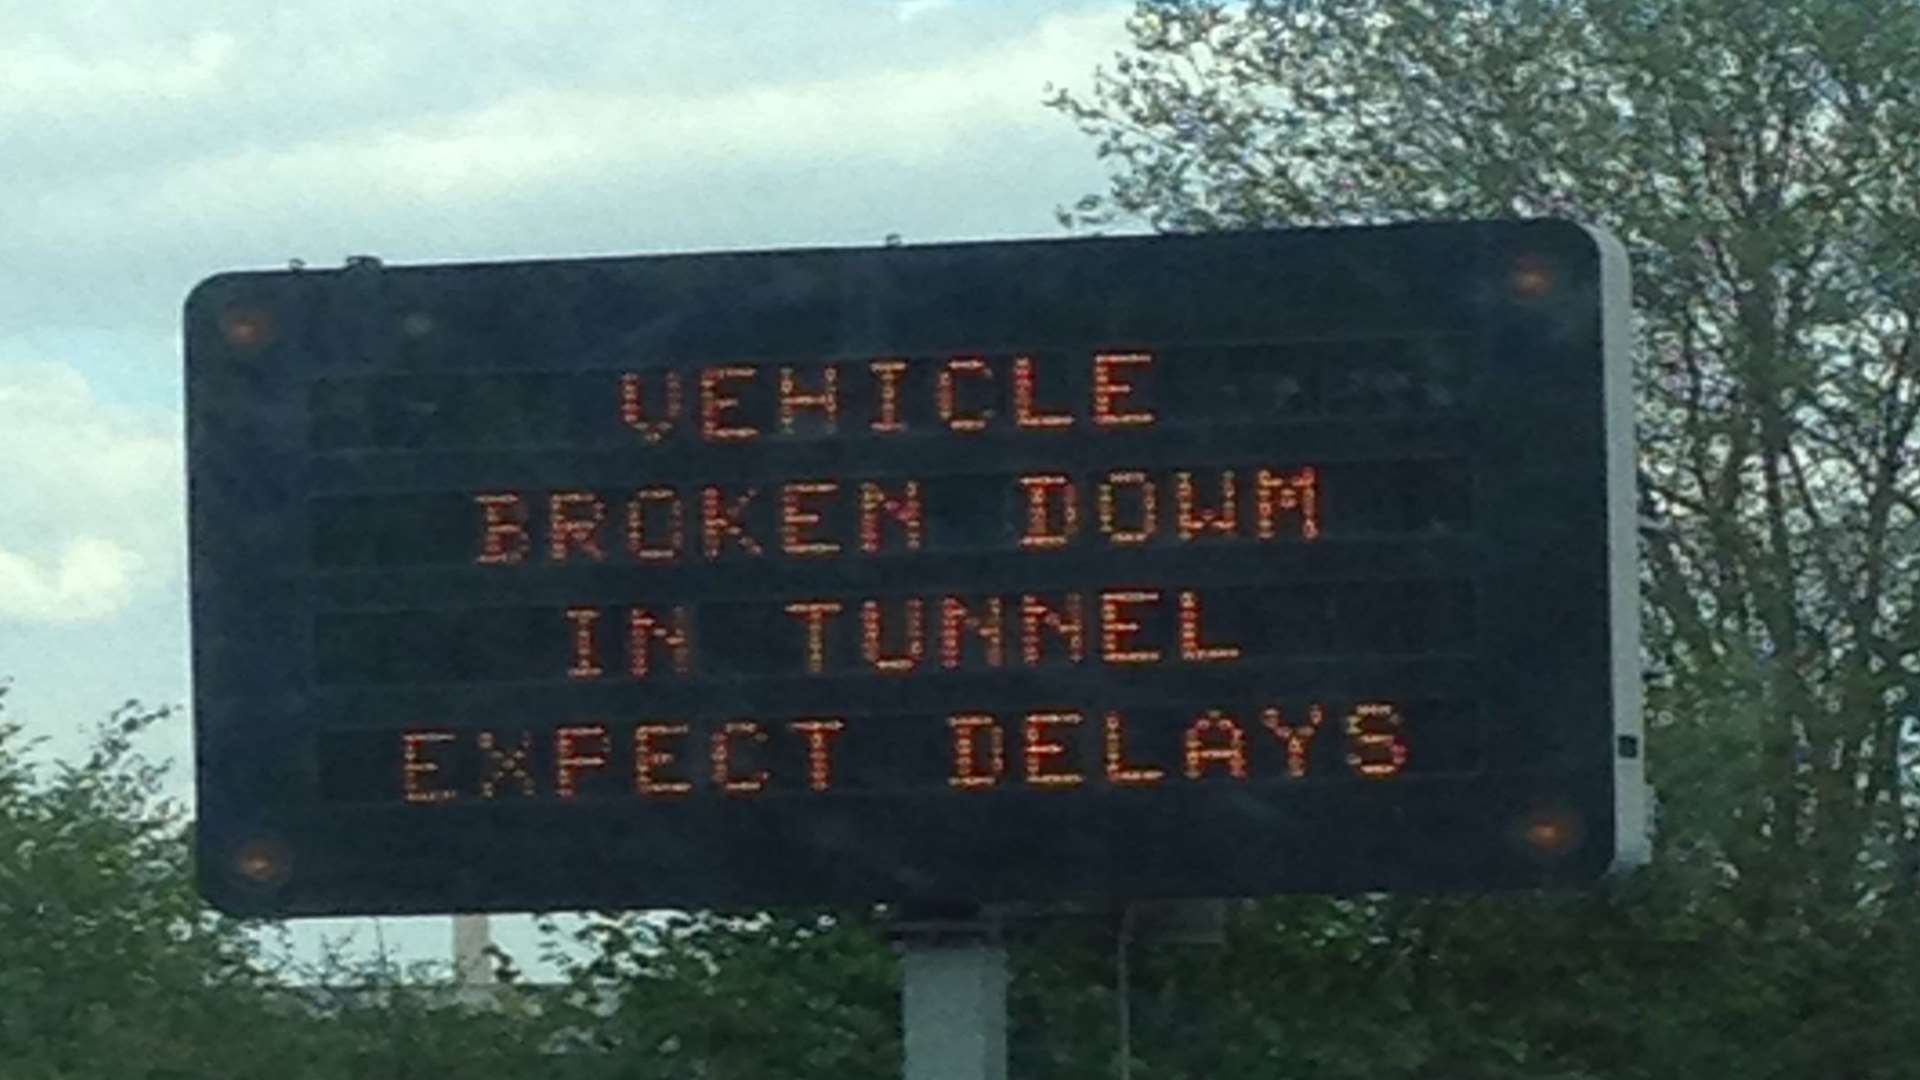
894, 908, 1007, 1080
452, 914, 494, 987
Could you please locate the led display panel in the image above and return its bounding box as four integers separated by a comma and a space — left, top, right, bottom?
185, 221, 1646, 916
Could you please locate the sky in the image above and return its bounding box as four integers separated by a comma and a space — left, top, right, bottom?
0, 0, 1137, 976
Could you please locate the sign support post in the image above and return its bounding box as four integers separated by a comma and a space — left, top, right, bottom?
894, 907, 1007, 1080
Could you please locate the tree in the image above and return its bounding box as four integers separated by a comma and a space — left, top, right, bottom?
535, 908, 900, 1079
0, 684, 574, 1079
0, 688, 275, 1077
1045, 2, 1920, 1076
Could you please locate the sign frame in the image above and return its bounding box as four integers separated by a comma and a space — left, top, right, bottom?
185, 220, 1645, 917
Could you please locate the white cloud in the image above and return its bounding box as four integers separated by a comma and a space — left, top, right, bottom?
898, 0, 957, 21
0, 30, 237, 108
0, 361, 184, 624
0, 3, 1132, 346
0, 538, 141, 623
12, 6, 1129, 248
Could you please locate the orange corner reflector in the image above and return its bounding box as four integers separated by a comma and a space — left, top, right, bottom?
1520, 809, 1583, 857
1510, 256, 1555, 298
233, 835, 291, 887
220, 307, 274, 349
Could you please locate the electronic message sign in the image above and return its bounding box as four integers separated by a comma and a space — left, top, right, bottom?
186, 221, 1645, 917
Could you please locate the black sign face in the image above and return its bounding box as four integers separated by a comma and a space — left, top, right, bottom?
185, 221, 1645, 917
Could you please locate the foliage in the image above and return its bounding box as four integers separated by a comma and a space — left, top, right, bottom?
1040, 1, 1920, 1075
532, 907, 900, 1079
0, 684, 568, 1079
0, 687, 263, 1077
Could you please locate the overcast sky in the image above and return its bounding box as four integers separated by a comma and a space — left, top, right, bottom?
0, 0, 1136, 973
